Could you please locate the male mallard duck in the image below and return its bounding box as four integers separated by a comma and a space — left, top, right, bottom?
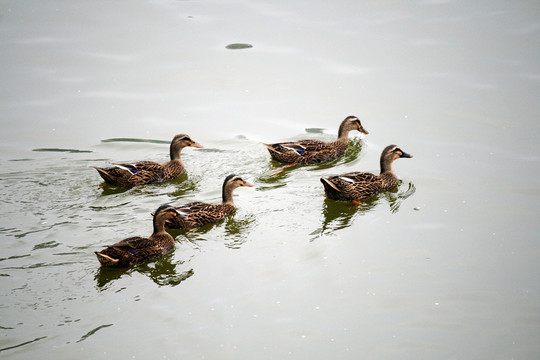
165, 174, 254, 229
262, 115, 368, 164
95, 204, 185, 268
320, 145, 412, 203
94, 134, 202, 188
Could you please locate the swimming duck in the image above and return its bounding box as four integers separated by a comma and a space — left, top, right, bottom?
320, 145, 412, 203
165, 174, 254, 229
95, 204, 185, 268
262, 116, 368, 164
94, 134, 202, 188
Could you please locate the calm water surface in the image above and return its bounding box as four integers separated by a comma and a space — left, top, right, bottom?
1, 1, 539, 359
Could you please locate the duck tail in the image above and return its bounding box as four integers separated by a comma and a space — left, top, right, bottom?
320, 177, 343, 200
261, 143, 275, 151
320, 177, 341, 192
95, 251, 120, 267
93, 167, 113, 182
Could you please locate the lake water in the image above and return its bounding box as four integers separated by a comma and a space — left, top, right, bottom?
1, 1, 539, 359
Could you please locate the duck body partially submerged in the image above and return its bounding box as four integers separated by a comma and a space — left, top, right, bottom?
321, 145, 412, 202
263, 116, 368, 165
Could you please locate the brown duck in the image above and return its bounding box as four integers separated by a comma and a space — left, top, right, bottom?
262, 116, 368, 164
95, 204, 185, 268
320, 145, 412, 204
94, 134, 202, 188
165, 174, 254, 229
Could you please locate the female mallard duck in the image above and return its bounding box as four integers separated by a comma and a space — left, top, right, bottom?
165, 174, 254, 229
95, 204, 185, 268
262, 115, 368, 164
94, 134, 202, 188
320, 145, 412, 203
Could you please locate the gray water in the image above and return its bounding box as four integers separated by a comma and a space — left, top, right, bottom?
1, 1, 540, 359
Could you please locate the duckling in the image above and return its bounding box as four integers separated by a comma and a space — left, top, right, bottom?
95, 204, 185, 268
321, 145, 412, 203
94, 134, 202, 188
262, 115, 368, 164
165, 174, 254, 229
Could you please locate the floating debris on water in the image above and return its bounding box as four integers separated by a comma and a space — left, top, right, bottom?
225, 43, 253, 50
305, 127, 325, 134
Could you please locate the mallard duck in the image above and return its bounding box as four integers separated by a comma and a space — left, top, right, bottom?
320, 145, 412, 203
94, 134, 202, 188
262, 115, 368, 164
95, 204, 185, 268
165, 174, 254, 229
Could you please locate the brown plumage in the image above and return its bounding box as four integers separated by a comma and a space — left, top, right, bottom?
95, 204, 185, 268
94, 134, 202, 188
165, 174, 254, 229
262, 116, 368, 164
321, 145, 413, 202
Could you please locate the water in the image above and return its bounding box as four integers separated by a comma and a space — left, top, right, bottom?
1, 1, 539, 358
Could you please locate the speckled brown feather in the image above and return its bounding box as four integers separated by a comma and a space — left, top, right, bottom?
95, 205, 182, 268
263, 139, 349, 164
321, 145, 412, 202
94, 134, 201, 188
165, 174, 253, 230
166, 201, 237, 229
95, 234, 174, 268
263, 115, 368, 165
321, 171, 392, 201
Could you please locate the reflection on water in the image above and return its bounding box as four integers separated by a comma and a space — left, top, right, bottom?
313, 180, 416, 239
169, 211, 257, 250
95, 250, 195, 289
223, 213, 257, 249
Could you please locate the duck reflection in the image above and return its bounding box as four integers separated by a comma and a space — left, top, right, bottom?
223, 213, 256, 249
314, 180, 416, 238
94, 251, 195, 289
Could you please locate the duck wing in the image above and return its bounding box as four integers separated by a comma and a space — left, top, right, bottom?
107, 236, 153, 250
268, 139, 329, 154
173, 202, 235, 228
322, 171, 383, 200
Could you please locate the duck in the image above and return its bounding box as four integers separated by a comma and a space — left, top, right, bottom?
94, 134, 202, 188
320, 145, 412, 203
262, 115, 368, 165
164, 174, 254, 229
95, 204, 185, 268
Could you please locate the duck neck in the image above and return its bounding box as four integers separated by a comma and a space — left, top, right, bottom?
153, 216, 167, 234
170, 145, 184, 161
337, 125, 351, 143
222, 185, 236, 205
380, 157, 395, 175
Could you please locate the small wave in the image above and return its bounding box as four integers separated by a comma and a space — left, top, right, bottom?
76, 324, 113, 343
32, 148, 92, 153
100, 138, 169, 144
0, 336, 47, 353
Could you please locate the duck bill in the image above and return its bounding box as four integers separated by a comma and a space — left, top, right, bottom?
359, 126, 369, 135
400, 152, 413, 158
191, 142, 203, 148
243, 181, 255, 187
